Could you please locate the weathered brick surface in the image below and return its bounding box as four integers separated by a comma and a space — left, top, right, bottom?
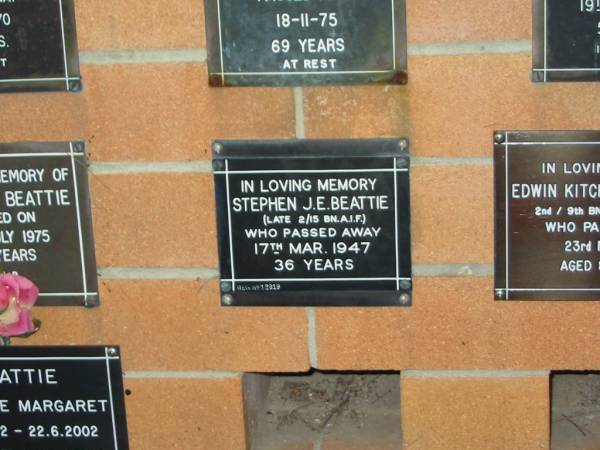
0, 94, 84, 144
82, 64, 295, 161
75, 0, 205, 50
316, 277, 600, 370
412, 165, 492, 264
28, 279, 310, 372
0, 64, 294, 161
407, 0, 530, 43
124, 377, 246, 450
402, 375, 549, 449
90, 173, 218, 268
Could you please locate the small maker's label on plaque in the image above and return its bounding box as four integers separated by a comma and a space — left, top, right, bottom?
495, 131, 600, 300
213, 139, 412, 307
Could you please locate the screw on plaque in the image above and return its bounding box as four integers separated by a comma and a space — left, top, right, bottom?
107, 347, 118, 356
222, 294, 234, 306
495, 289, 506, 300
398, 139, 409, 151
399, 279, 412, 290
494, 133, 505, 144
68, 79, 82, 92
221, 282, 232, 293
399, 293, 411, 305
213, 142, 223, 154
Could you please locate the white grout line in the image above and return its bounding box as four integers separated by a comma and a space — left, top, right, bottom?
79, 49, 207, 65
88, 157, 491, 175
98, 267, 219, 280
412, 156, 493, 166
408, 40, 531, 56
77, 40, 530, 67
305, 307, 318, 369
98, 265, 492, 280
293, 87, 306, 139
402, 370, 550, 378
413, 264, 493, 277
124, 371, 242, 379
89, 161, 213, 174
314, 437, 323, 450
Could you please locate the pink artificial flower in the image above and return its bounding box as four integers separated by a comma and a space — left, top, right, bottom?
0, 273, 39, 337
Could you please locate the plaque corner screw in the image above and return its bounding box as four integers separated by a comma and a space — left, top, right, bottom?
220, 282, 232, 293
68, 79, 82, 92
398, 139, 409, 151
107, 347, 118, 356
399, 280, 412, 290
494, 133, 505, 144
495, 289, 506, 300
399, 293, 411, 305
213, 142, 223, 154
222, 294, 234, 306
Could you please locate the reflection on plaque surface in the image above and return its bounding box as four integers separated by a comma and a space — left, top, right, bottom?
213, 139, 412, 307
204, 0, 407, 86
533, 0, 600, 81
0, 346, 129, 450
0, 0, 81, 93
0, 142, 98, 306
495, 131, 600, 300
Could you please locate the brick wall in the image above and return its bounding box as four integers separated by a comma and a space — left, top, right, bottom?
3, 0, 595, 448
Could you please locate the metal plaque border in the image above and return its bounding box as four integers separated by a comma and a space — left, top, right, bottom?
212, 138, 412, 307
0, 0, 82, 93
204, 0, 407, 87
0, 141, 99, 307
494, 130, 600, 301
532, 0, 600, 82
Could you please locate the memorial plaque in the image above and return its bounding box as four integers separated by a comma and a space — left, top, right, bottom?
0, 142, 98, 307
0, 346, 129, 450
0, 0, 81, 93
204, 0, 407, 86
213, 139, 412, 307
533, 0, 600, 82
495, 130, 600, 300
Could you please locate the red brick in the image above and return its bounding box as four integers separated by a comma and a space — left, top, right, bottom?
408, 0, 530, 43
28, 279, 310, 372
90, 173, 218, 268
316, 277, 600, 370
125, 377, 246, 450
412, 165, 492, 264
82, 64, 295, 161
402, 375, 549, 449
75, 0, 205, 50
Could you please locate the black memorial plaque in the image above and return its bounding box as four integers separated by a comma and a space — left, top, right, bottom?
0, 142, 98, 307
213, 139, 412, 307
495, 131, 600, 300
0, 0, 81, 93
0, 346, 129, 450
533, 0, 600, 81
204, 0, 407, 86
